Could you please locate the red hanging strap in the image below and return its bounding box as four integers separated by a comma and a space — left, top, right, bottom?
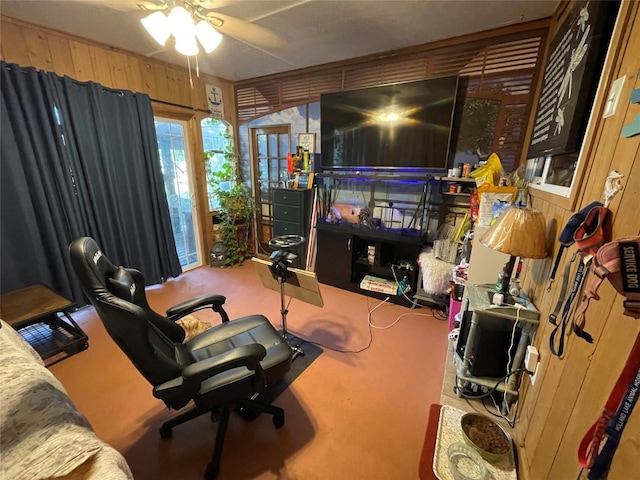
578, 333, 640, 467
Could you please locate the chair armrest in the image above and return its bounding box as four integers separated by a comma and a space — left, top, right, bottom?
166, 294, 230, 323
182, 343, 267, 384
152, 344, 267, 405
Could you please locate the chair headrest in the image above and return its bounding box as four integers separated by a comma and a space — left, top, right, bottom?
69, 236, 119, 293
107, 267, 136, 302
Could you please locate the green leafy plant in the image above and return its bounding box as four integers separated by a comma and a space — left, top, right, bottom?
206, 142, 255, 266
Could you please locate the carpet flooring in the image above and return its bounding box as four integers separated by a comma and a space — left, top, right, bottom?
48, 261, 450, 480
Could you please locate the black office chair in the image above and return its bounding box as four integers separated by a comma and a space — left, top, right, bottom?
69, 237, 292, 479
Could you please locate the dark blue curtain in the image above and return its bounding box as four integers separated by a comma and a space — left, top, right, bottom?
0, 61, 182, 306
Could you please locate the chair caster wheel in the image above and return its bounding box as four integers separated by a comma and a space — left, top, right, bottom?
159, 425, 172, 438
211, 408, 221, 422
273, 414, 285, 428
204, 462, 219, 480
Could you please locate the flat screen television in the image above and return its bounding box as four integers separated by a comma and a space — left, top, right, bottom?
320, 76, 459, 171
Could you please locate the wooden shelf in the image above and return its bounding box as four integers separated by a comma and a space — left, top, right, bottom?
442, 192, 470, 197
438, 176, 476, 183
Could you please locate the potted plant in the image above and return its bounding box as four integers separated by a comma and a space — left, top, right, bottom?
206, 144, 255, 267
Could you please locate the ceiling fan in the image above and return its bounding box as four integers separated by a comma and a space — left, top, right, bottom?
106, 0, 295, 62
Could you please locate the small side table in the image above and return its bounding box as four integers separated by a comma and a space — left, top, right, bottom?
454, 283, 539, 412
1, 284, 89, 364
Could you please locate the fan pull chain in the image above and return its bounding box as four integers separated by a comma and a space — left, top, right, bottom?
187, 56, 194, 89
196, 55, 200, 78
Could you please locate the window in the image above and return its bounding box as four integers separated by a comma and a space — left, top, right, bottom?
201, 117, 233, 210
155, 118, 201, 269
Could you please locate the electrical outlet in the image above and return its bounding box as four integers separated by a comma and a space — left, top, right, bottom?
603, 75, 626, 118
530, 362, 540, 386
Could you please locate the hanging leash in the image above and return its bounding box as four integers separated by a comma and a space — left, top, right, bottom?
579, 333, 640, 476
587, 361, 640, 480
548, 207, 609, 356
576, 235, 640, 477
548, 171, 623, 356
547, 201, 603, 292
549, 253, 587, 356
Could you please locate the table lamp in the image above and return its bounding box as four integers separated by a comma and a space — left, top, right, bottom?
480, 205, 547, 297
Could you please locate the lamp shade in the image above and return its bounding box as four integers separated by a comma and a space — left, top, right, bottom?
141, 11, 171, 46
480, 206, 547, 259
196, 20, 223, 53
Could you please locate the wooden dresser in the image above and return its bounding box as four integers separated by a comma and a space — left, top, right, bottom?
271, 187, 314, 268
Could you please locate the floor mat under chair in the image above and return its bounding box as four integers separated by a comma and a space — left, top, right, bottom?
236, 332, 323, 421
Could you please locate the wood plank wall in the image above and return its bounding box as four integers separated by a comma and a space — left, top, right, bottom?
516, 2, 640, 478
0, 15, 236, 258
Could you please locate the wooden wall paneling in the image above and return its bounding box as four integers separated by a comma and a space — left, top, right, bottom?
45, 33, 75, 78
550, 287, 640, 477
122, 54, 144, 94
518, 5, 640, 478
105, 50, 128, 90
185, 114, 208, 259
577, 86, 638, 214
171, 65, 189, 105
519, 208, 574, 454
548, 155, 640, 479
88, 45, 113, 87
137, 59, 157, 96
189, 76, 207, 111
152, 63, 172, 103
529, 291, 618, 479
2, 20, 31, 66
68, 40, 95, 82
22, 25, 54, 72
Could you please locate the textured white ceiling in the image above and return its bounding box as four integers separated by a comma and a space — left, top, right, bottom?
0, 0, 558, 81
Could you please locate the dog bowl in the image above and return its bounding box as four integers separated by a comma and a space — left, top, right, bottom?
447, 442, 487, 480
460, 413, 512, 462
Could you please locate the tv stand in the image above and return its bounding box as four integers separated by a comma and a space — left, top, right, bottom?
314, 172, 436, 307
315, 223, 422, 306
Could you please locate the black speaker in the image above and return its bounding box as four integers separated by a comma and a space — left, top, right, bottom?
456, 311, 521, 378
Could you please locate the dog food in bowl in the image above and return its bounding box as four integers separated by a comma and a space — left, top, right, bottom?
460, 413, 512, 462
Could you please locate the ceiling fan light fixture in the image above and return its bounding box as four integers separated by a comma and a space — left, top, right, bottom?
141, 11, 171, 46
175, 33, 200, 56
195, 20, 222, 54
168, 6, 195, 39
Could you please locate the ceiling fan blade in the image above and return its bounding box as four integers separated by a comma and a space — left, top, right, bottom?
204, 12, 287, 51
192, 0, 239, 9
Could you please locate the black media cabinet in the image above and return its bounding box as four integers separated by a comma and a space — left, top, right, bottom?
314, 172, 436, 307
315, 222, 423, 307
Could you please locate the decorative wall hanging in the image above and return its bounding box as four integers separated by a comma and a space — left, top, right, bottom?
206, 83, 225, 119
527, 1, 619, 158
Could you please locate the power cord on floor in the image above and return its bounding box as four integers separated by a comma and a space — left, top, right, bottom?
285, 291, 449, 354
431, 305, 448, 321
290, 296, 384, 354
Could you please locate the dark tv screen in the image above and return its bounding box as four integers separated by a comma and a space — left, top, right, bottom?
320, 76, 458, 170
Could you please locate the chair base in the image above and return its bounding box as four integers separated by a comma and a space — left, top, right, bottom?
160, 399, 285, 480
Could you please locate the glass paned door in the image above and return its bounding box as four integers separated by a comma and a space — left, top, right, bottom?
155, 118, 201, 269
251, 126, 290, 250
